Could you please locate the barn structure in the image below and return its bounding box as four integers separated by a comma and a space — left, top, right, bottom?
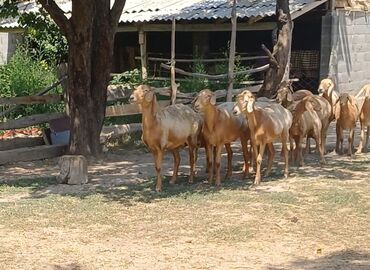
1, 0, 370, 93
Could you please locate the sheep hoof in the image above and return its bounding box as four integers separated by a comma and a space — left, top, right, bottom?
355, 150, 362, 154
320, 159, 326, 165
284, 173, 289, 179
155, 187, 162, 192
225, 173, 232, 180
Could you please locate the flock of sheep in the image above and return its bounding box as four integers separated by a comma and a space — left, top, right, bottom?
129, 79, 370, 192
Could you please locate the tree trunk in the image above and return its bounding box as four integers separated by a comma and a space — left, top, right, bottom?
258, 0, 292, 98
39, 0, 126, 157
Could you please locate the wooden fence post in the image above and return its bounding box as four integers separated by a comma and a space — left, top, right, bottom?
139, 26, 148, 80
170, 17, 177, 105
227, 0, 237, 102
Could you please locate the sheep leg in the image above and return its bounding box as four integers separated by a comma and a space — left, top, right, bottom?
225, 143, 233, 180
293, 136, 302, 167
305, 137, 311, 154
215, 145, 223, 186
169, 149, 181, 185
265, 143, 275, 177
204, 143, 211, 173
188, 144, 196, 184
205, 144, 214, 184
153, 150, 164, 192
348, 128, 355, 157
365, 126, 370, 153
240, 138, 250, 177
315, 130, 326, 164
356, 124, 365, 154
254, 144, 265, 185
282, 132, 289, 178
335, 123, 342, 154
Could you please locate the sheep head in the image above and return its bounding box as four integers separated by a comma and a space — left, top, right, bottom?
235, 90, 255, 114
193, 89, 216, 112
129, 84, 155, 107
276, 85, 293, 105
337, 93, 356, 107
318, 78, 335, 97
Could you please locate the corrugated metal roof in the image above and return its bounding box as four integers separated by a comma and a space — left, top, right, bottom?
0, 0, 323, 29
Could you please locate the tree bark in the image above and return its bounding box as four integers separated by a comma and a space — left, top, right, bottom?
257, 0, 292, 98
39, 0, 126, 157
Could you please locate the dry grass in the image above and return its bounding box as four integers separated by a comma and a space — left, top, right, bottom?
0, 147, 370, 269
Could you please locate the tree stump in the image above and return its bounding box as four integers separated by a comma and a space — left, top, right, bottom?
57, 155, 88, 185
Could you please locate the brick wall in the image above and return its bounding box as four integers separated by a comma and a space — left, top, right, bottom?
320, 10, 370, 95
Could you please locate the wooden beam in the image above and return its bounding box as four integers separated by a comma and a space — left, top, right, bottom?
0, 137, 45, 151
160, 63, 269, 80
0, 77, 66, 118
291, 0, 328, 20
0, 144, 67, 165
0, 112, 66, 130
0, 95, 63, 105
170, 17, 177, 105
134, 55, 268, 63
117, 22, 276, 32
139, 27, 148, 80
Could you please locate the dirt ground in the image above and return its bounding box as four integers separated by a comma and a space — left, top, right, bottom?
0, 123, 370, 270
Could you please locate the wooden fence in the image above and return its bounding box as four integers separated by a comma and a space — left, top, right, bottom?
0, 71, 263, 165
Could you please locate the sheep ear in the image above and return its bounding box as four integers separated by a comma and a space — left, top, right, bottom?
210, 94, 216, 105
310, 99, 322, 111
328, 81, 334, 97
348, 95, 357, 107
145, 91, 155, 102
287, 92, 293, 102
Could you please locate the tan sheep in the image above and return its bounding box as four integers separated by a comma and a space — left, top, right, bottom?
355, 84, 370, 153
235, 90, 292, 185
289, 96, 326, 166
193, 89, 250, 186
129, 85, 202, 192
334, 93, 359, 156
318, 78, 340, 122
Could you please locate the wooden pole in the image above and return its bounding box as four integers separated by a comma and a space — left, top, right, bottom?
227, 0, 237, 102
282, 21, 294, 82
170, 17, 177, 105
139, 27, 148, 80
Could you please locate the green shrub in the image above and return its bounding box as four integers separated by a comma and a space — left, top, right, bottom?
0, 45, 63, 120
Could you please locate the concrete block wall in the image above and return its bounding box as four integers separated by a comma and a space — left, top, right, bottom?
321, 10, 370, 95
0, 32, 22, 65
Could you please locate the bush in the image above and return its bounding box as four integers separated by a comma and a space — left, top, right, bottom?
0, 45, 63, 120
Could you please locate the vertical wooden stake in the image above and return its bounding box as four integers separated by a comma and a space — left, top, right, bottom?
227, 0, 237, 102
57, 62, 69, 116
139, 27, 148, 80
170, 17, 177, 105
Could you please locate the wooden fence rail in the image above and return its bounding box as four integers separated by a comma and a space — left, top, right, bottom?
134, 55, 268, 63
0, 95, 63, 105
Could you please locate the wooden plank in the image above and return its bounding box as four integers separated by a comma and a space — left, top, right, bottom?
291, 0, 328, 20
0, 137, 45, 151
0, 95, 63, 105
0, 112, 66, 130
160, 63, 269, 80
0, 77, 66, 118
105, 100, 190, 117
0, 144, 67, 165
116, 22, 276, 32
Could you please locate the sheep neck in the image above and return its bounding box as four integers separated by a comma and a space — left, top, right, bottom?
141, 97, 158, 131
245, 107, 259, 130
202, 105, 218, 132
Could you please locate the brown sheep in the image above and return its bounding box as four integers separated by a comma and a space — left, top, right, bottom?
193, 89, 250, 186
129, 85, 202, 192
335, 93, 359, 156
235, 90, 292, 185
355, 84, 370, 153
289, 96, 326, 166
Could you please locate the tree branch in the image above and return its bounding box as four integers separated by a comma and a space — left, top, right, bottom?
110, 0, 126, 28
261, 44, 279, 69
38, 0, 71, 37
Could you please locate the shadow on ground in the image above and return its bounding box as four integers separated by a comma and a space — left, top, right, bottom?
268, 249, 370, 270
